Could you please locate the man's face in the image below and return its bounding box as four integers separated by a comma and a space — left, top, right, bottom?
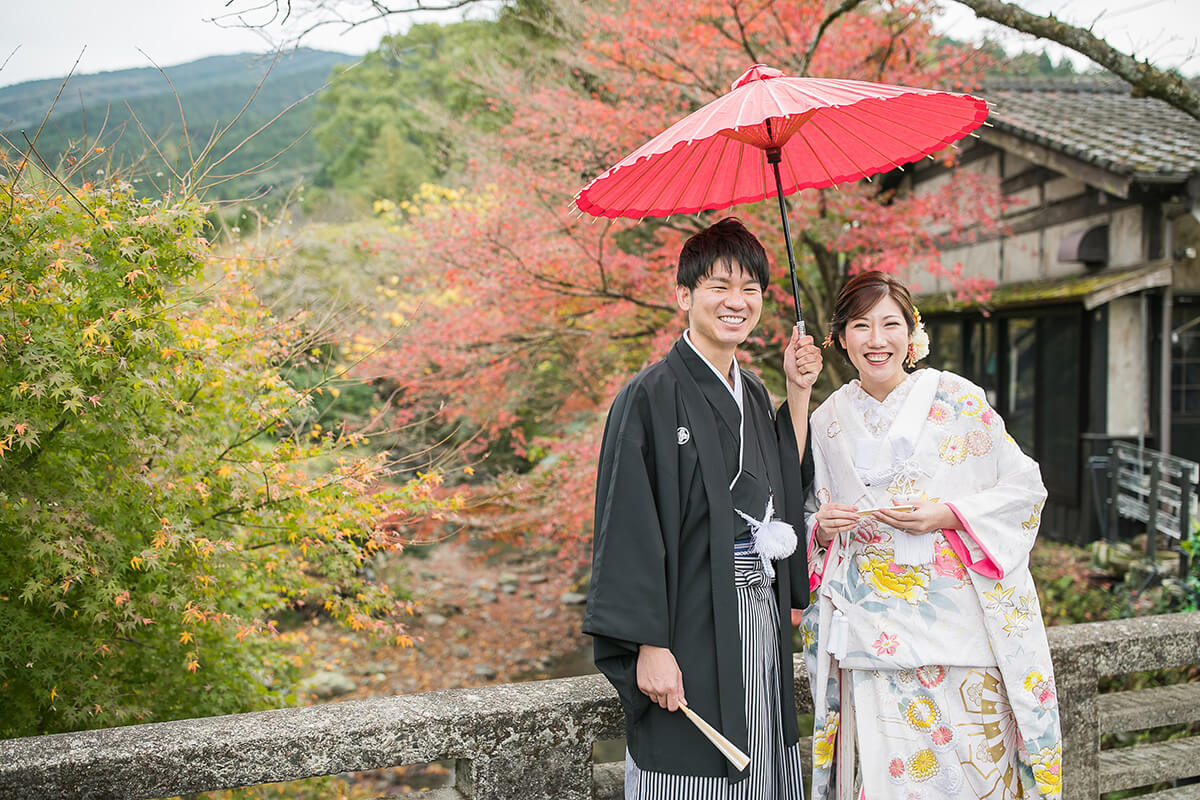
675, 259, 764, 355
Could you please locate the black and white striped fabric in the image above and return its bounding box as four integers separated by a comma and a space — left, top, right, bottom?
624, 539, 806, 800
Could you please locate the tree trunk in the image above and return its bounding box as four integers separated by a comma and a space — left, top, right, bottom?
954, 0, 1200, 122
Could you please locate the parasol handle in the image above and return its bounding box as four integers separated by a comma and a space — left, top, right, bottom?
765, 146, 805, 337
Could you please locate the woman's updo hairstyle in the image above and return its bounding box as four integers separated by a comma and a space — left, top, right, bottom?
827, 271, 918, 363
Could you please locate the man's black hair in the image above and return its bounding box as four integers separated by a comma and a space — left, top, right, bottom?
676, 217, 771, 290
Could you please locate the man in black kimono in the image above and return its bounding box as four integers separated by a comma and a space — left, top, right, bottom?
584, 218, 822, 798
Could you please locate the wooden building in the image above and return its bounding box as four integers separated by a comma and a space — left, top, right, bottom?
907, 77, 1200, 542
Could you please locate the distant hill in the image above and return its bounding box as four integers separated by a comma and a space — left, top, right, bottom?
0, 48, 355, 200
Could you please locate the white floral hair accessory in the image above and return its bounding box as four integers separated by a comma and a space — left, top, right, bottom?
907, 308, 929, 367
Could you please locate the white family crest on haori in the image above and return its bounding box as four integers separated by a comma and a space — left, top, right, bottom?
676, 426, 691, 445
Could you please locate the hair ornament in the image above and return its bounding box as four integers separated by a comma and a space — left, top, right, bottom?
906, 308, 930, 367
821, 330, 834, 348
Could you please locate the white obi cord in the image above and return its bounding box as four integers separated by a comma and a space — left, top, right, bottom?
851, 371, 939, 566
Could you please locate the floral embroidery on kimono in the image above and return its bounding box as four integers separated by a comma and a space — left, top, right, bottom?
802, 369, 1063, 800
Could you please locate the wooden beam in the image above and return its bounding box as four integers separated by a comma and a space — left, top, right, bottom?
1001, 165, 1058, 195
1006, 192, 1140, 236
935, 191, 1141, 250
908, 140, 999, 185
982, 127, 1132, 199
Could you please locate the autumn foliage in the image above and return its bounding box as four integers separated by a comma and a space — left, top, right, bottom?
0, 0, 1011, 735
351, 0, 1004, 567
0, 171, 455, 735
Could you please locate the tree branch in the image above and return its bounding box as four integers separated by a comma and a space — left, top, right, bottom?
954, 0, 1200, 121
797, 0, 869, 76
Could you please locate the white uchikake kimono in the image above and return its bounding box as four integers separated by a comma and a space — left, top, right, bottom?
801, 369, 1063, 800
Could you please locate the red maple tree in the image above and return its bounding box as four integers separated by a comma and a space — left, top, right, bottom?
363, 0, 1003, 570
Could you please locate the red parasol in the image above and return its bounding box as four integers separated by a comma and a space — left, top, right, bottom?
573, 64, 989, 332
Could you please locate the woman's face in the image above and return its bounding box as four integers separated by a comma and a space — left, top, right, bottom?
838, 294, 911, 398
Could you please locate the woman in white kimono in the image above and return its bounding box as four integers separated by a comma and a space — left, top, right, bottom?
802, 271, 1062, 800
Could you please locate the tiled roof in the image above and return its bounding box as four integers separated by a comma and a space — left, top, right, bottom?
982, 76, 1200, 182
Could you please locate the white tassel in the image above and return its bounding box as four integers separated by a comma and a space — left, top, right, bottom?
827, 609, 848, 660
892, 531, 935, 565
735, 496, 797, 579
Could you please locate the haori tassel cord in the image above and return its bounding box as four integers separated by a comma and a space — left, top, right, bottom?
735, 495, 798, 579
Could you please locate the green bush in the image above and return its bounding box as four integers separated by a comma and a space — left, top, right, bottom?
0, 170, 454, 737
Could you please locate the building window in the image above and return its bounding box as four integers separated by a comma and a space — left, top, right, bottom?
1036, 313, 1082, 503
1172, 304, 1200, 415
926, 308, 1082, 504
1006, 318, 1036, 455
1170, 298, 1200, 463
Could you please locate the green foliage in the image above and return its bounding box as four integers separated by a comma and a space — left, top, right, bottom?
1031, 541, 1134, 624
310, 23, 477, 202
309, 14, 552, 204
1178, 521, 1200, 610
0, 49, 350, 203
0, 166, 455, 737
992, 49, 1084, 78
933, 36, 1087, 79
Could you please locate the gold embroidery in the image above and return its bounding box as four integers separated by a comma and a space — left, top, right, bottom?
938, 435, 967, 464
1021, 500, 1044, 531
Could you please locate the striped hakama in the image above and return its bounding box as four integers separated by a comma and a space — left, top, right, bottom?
625, 537, 806, 800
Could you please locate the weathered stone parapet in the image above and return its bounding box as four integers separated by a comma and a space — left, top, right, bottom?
0, 613, 1197, 800
0, 674, 624, 800
1046, 612, 1200, 800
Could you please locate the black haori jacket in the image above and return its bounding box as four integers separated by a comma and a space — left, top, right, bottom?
583, 337, 811, 780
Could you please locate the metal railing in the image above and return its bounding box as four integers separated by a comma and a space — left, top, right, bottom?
1108, 441, 1198, 576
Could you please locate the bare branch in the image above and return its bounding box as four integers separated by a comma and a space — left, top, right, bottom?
135, 49, 197, 168
20, 133, 97, 221
954, 0, 1200, 121
210, 0, 489, 45
1, 47, 86, 227
0, 46, 20, 80
798, 0, 869, 76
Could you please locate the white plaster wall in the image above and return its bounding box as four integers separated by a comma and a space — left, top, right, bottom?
1003, 230, 1043, 282
915, 168, 953, 198
940, 239, 1002, 287
1107, 296, 1148, 436
1045, 176, 1088, 204
1006, 186, 1041, 216
976, 153, 1001, 178
1109, 206, 1144, 267
1002, 153, 1033, 177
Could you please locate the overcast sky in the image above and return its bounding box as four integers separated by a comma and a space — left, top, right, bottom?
2, 0, 1197, 89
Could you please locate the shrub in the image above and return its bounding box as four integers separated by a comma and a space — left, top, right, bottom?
0, 171, 455, 736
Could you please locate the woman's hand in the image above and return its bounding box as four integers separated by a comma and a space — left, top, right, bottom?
873, 498, 959, 535
637, 645, 686, 711
814, 503, 859, 547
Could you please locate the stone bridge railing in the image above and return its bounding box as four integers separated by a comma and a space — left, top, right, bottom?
2, 612, 1198, 800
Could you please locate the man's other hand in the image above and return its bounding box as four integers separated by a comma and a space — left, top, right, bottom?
637, 644, 686, 711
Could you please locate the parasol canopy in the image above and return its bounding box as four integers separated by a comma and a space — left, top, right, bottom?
573, 64, 989, 330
